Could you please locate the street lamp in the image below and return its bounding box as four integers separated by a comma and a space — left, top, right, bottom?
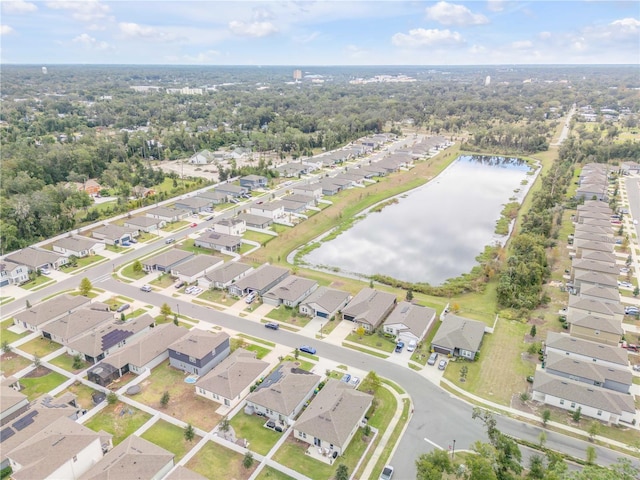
176, 304, 180, 318
319, 324, 324, 339
452, 439, 456, 460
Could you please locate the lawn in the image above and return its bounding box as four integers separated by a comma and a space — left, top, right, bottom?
84, 402, 152, 445
56, 381, 96, 409
126, 308, 148, 320
60, 254, 106, 273
229, 412, 282, 455
163, 220, 189, 232
244, 344, 272, 360
266, 307, 311, 327
243, 230, 277, 246
186, 440, 257, 480
120, 262, 147, 280
131, 360, 221, 430
255, 466, 295, 480
279, 355, 314, 372
197, 288, 237, 306
0, 318, 29, 344
345, 331, 396, 353
0, 352, 32, 376
49, 352, 88, 373
237, 334, 275, 347
17, 337, 63, 357
19, 367, 68, 400
20, 275, 55, 290
105, 244, 132, 254
141, 419, 199, 461
180, 239, 218, 256
150, 273, 175, 288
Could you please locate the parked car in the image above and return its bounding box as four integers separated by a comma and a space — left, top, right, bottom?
245, 292, 257, 304
299, 345, 316, 355
190, 222, 198, 227
121, 241, 130, 246
175, 281, 185, 289
619, 281, 633, 288
190, 287, 203, 295
633, 364, 640, 372
40, 268, 51, 275
265, 322, 280, 330
184, 286, 196, 294
341, 373, 351, 384
380, 465, 394, 480
427, 352, 439, 366
625, 306, 639, 315
129, 238, 138, 244
407, 340, 417, 352
350, 376, 360, 386
395, 341, 404, 353
140, 285, 152, 292
438, 359, 447, 370
116, 303, 130, 313
165, 238, 175, 244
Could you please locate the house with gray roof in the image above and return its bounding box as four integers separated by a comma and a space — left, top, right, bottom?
142, 249, 194, 273
341, 288, 397, 332
169, 330, 230, 376
431, 314, 486, 360
13, 294, 91, 332
319, 179, 342, 196
214, 183, 248, 198
579, 284, 620, 304
170, 254, 224, 284
568, 314, 623, 346
574, 240, 615, 257
285, 194, 317, 209
262, 275, 319, 307
228, 264, 290, 297
194, 231, 242, 253
544, 332, 628, 369
0, 382, 28, 424
382, 302, 436, 344
123, 215, 166, 233
246, 363, 321, 426
544, 351, 631, 394
165, 466, 208, 480
292, 183, 323, 199
197, 190, 229, 205
213, 218, 246, 236
91, 224, 138, 246
294, 379, 372, 458
199, 262, 254, 290
280, 198, 309, 214
52, 236, 104, 258
189, 149, 214, 164
299, 287, 351, 320
80, 435, 174, 480
239, 174, 268, 190
572, 270, 618, 290
580, 251, 617, 264
249, 201, 285, 219
237, 212, 273, 229
4, 247, 67, 272
174, 196, 212, 213
0, 261, 29, 286
567, 296, 624, 323
532, 371, 635, 425
580, 217, 611, 228
196, 348, 269, 408
276, 162, 309, 178
571, 258, 619, 279
146, 206, 188, 223
42, 309, 114, 345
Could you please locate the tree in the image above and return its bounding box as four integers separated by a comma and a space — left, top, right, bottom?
33, 354, 41, 369
406, 289, 414, 301
120, 312, 126, 322
72, 354, 84, 370
160, 391, 170, 407
242, 451, 254, 469
519, 392, 530, 404
356, 325, 366, 338
294, 348, 299, 360
528, 455, 545, 479
132, 259, 142, 273
585, 445, 597, 465
459, 365, 468, 382
1, 340, 12, 354
633, 286, 639, 298
173, 314, 179, 326
107, 392, 118, 405
335, 464, 349, 480
529, 324, 537, 338
361, 371, 381, 393
416, 449, 453, 480
184, 423, 195, 442
219, 416, 230, 434
588, 421, 600, 442
541, 409, 551, 427
572, 406, 582, 423
79, 277, 93, 296
160, 302, 172, 319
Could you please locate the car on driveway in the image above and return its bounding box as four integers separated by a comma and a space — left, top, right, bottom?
438, 359, 447, 370
380, 465, 394, 480
427, 352, 438, 366
350, 376, 360, 386
265, 322, 279, 330
299, 345, 316, 355
407, 340, 417, 352
140, 285, 152, 292
341, 373, 351, 384
633, 364, 640, 372
395, 341, 404, 353
175, 281, 185, 289
116, 303, 130, 313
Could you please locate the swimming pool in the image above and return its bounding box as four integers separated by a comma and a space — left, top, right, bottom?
184, 375, 198, 384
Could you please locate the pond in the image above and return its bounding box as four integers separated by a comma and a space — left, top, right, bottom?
303, 155, 535, 285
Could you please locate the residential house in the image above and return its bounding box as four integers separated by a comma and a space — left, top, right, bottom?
13, 294, 91, 332
189, 149, 214, 164
170, 254, 224, 284
0, 261, 29, 286
580, 251, 617, 264
579, 284, 620, 305
532, 371, 635, 425
246, 363, 322, 426
195, 348, 269, 408
382, 302, 436, 344
567, 296, 624, 323
199, 262, 254, 290
4, 247, 67, 272
574, 240, 615, 258
276, 162, 309, 178
249, 201, 285, 220
227, 264, 289, 297
80, 435, 174, 480
165, 466, 208, 480
544, 351, 631, 394
262, 276, 319, 307
168, 330, 231, 376
571, 258, 619, 280
146, 206, 188, 223
280, 199, 309, 214
299, 287, 351, 320
620, 161, 640, 175
194, 232, 242, 253
6, 417, 110, 480
88, 323, 189, 385
575, 183, 608, 202
239, 175, 268, 190
284, 194, 317, 209
91, 224, 138, 246
544, 332, 628, 369
341, 288, 397, 332
431, 314, 486, 360
0, 382, 28, 423
580, 217, 612, 228
82, 179, 102, 196
214, 184, 248, 198
52, 237, 104, 258
174, 196, 212, 213
123, 216, 166, 233
568, 314, 623, 346
42, 309, 114, 345
572, 271, 618, 291
360, 164, 388, 177
294, 379, 372, 458
213, 218, 247, 236
142, 249, 194, 273
197, 190, 229, 205
319, 179, 342, 196
237, 213, 273, 229
292, 183, 323, 199
66, 314, 156, 364
131, 185, 156, 198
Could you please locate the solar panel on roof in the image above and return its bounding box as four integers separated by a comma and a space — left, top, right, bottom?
102, 329, 131, 350
0, 427, 16, 442
12, 410, 39, 431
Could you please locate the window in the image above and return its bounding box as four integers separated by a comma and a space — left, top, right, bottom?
570, 402, 575, 408
73, 455, 78, 462
559, 399, 565, 405
198, 388, 205, 394
189, 356, 196, 363
597, 410, 602, 416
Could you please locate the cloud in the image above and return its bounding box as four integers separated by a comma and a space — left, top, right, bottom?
345, 44, 368, 59
180, 50, 221, 63
293, 31, 320, 43
228, 20, 278, 37
511, 40, 533, 49
46, 0, 110, 22
2, 0, 37, 14
486, 0, 505, 12
538, 31, 552, 40
118, 22, 179, 42
72, 33, 109, 50
392, 28, 464, 48
0, 25, 15, 35
425, 2, 489, 26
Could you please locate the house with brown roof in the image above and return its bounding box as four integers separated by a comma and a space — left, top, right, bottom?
568, 314, 623, 346
41, 309, 114, 345
13, 294, 91, 332
227, 264, 290, 297
168, 330, 230, 376
199, 262, 254, 290
195, 348, 269, 408
382, 302, 436, 344
431, 314, 486, 360
79, 435, 173, 480
299, 287, 351, 320
572, 270, 618, 291
341, 288, 397, 332
245, 363, 321, 426
262, 275, 319, 307
571, 258, 619, 279
294, 379, 372, 459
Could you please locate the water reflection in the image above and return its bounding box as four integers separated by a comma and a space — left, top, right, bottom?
303, 155, 533, 285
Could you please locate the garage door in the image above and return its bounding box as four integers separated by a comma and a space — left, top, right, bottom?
433, 345, 452, 355
316, 311, 328, 318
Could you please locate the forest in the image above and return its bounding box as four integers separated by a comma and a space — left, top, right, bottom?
1, 64, 639, 253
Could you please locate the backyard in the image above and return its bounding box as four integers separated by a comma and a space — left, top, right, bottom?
0, 318, 29, 344
49, 352, 88, 373
19, 367, 68, 400
186, 440, 257, 479
56, 381, 97, 409
229, 412, 282, 455
17, 336, 62, 357
141, 419, 200, 461
84, 402, 152, 445
0, 352, 32, 376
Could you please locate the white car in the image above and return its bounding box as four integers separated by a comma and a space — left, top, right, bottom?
190, 287, 203, 295
184, 286, 196, 294
380, 465, 394, 480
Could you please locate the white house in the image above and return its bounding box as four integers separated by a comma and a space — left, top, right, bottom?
213, 218, 246, 236
262, 275, 319, 307
170, 255, 224, 284
249, 201, 285, 220
0, 261, 29, 286
52, 236, 104, 258
299, 287, 351, 320
382, 302, 436, 344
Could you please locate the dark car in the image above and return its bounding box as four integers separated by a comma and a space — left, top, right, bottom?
265, 322, 280, 330
116, 303, 130, 313
427, 352, 438, 366
395, 341, 404, 353
299, 345, 316, 355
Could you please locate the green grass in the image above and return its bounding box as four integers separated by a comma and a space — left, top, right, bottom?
180, 238, 219, 255
266, 307, 311, 327
20, 369, 68, 400
17, 337, 62, 357
197, 288, 237, 306
0, 319, 29, 344
150, 273, 175, 287
239, 242, 256, 255
229, 412, 282, 455
48, 353, 88, 373
244, 344, 271, 359
341, 343, 389, 359
55, 381, 96, 409
280, 355, 314, 372
345, 332, 396, 353
20, 275, 55, 290
121, 262, 147, 280
105, 244, 132, 254
84, 402, 152, 446
60, 254, 107, 273
126, 308, 148, 320
243, 230, 277, 245
0, 352, 32, 376
163, 220, 190, 232
255, 466, 295, 480
237, 333, 275, 347
380, 378, 405, 395
0, 296, 15, 306
186, 440, 256, 479
141, 419, 199, 461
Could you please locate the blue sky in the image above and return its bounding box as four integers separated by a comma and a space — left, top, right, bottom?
1, 1, 638, 65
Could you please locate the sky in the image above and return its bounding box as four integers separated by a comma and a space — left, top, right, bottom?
1, 0, 639, 65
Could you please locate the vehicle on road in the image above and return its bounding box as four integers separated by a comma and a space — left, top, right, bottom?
299, 345, 316, 355
427, 352, 439, 366
380, 465, 394, 480
165, 238, 175, 244
265, 322, 279, 330
190, 222, 198, 227
116, 303, 130, 313
140, 285, 152, 292
395, 341, 404, 353
438, 359, 447, 370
